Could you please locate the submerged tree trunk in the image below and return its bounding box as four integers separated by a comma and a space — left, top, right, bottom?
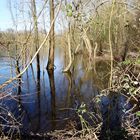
31, 0, 40, 77
16, 59, 21, 94
47, 0, 55, 70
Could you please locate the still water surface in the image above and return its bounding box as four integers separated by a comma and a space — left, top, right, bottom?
0, 47, 131, 139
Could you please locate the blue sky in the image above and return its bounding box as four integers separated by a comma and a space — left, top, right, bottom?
0, 0, 13, 31
0, 0, 51, 31
0, 0, 65, 32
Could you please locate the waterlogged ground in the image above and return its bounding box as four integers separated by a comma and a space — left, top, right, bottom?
0, 47, 133, 139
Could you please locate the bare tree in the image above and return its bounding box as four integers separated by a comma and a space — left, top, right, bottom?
47, 0, 55, 70
31, 0, 40, 78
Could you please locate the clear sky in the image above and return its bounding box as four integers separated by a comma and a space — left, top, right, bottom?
0, 0, 13, 31
0, 0, 51, 31
0, 0, 66, 32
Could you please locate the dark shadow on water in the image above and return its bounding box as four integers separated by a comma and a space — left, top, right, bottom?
47, 69, 56, 130
99, 92, 129, 140
36, 70, 41, 132
64, 71, 72, 109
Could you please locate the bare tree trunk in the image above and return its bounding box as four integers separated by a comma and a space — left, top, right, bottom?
31, 0, 40, 79
122, 41, 129, 61
93, 42, 98, 72
98, 41, 103, 56
63, 32, 73, 72
82, 28, 92, 60
47, 0, 55, 70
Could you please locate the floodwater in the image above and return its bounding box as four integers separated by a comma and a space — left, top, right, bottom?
0, 47, 132, 139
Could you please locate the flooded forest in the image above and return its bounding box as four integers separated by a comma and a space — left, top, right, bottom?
0, 0, 140, 140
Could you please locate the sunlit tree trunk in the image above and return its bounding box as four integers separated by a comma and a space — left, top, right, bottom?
47, 0, 55, 70
63, 31, 73, 72
31, 0, 40, 79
